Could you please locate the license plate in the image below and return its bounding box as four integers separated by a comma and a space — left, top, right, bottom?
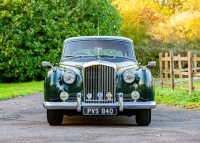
83, 107, 117, 115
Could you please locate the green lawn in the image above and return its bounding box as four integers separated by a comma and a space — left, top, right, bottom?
0, 81, 44, 100
155, 82, 200, 109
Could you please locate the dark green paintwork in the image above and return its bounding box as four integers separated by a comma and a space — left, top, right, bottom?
44, 59, 155, 102
116, 67, 155, 101
44, 66, 83, 101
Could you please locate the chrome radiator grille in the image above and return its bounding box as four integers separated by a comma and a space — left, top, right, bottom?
84, 65, 116, 103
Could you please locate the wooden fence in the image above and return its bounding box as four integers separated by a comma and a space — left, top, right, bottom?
159, 51, 200, 93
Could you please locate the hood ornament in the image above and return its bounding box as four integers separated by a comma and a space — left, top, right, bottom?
95, 47, 102, 60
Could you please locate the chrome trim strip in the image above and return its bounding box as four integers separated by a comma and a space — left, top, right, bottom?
43, 102, 77, 109
43, 101, 156, 110
83, 61, 116, 69
82, 102, 118, 107
123, 101, 156, 109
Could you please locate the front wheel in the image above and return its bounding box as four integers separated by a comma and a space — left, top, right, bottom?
47, 110, 63, 125
136, 109, 151, 126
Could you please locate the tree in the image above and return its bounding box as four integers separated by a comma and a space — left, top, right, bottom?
112, 0, 200, 76
0, 0, 121, 82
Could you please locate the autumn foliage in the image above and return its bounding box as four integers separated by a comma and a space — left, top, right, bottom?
113, 0, 200, 46
112, 0, 200, 70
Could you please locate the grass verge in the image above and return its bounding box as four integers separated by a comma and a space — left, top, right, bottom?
0, 81, 43, 100
155, 82, 200, 109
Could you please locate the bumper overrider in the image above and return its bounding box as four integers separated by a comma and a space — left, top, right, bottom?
43, 93, 156, 111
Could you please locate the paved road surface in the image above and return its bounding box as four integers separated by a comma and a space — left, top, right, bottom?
0, 93, 200, 143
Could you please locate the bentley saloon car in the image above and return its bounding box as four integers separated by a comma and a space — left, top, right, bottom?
42, 36, 156, 126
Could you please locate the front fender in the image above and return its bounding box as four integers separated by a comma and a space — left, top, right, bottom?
44, 66, 83, 101
44, 67, 63, 101
137, 67, 155, 101
116, 67, 155, 101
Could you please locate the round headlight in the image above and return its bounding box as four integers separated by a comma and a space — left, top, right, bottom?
123, 70, 136, 84
63, 71, 76, 84
60, 91, 69, 101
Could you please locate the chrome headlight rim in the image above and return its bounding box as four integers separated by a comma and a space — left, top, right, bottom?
62, 70, 76, 84
122, 69, 136, 84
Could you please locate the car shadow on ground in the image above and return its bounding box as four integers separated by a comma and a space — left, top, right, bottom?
61, 115, 139, 126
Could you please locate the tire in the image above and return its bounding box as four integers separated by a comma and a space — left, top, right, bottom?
136, 109, 151, 126
47, 110, 63, 125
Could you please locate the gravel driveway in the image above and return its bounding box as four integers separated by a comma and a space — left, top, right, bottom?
0, 93, 200, 143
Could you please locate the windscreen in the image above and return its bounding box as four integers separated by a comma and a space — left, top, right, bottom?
62, 40, 135, 59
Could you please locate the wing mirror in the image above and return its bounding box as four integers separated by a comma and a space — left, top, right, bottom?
42, 61, 52, 68
147, 61, 156, 67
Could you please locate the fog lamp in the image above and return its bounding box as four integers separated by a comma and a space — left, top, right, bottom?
106, 92, 113, 99
60, 91, 69, 101
131, 91, 140, 100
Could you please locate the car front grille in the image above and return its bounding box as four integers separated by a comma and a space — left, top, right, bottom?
83, 65, 116, 103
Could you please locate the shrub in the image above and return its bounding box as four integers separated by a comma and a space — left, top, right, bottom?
0, 0, 121, 82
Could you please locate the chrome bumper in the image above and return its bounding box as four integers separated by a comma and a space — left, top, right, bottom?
43, 93, 156, 111
43, 101, 156, 110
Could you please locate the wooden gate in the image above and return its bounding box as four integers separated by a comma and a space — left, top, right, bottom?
159, 51, 200, 93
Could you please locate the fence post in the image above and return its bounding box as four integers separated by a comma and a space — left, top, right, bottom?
188, 51, 193, 94
194, 54, 197, 74
165, 52, 168, 80
178, 54, 182, 83
159, 53, 163, 88
170, 51, 174, 90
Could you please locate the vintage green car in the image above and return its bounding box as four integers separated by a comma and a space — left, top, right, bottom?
42, 36, 156, 126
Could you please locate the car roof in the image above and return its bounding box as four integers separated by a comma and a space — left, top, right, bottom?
64, 36, 133, 44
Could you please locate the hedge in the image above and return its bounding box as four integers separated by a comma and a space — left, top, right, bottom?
0, 0, 121, 82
